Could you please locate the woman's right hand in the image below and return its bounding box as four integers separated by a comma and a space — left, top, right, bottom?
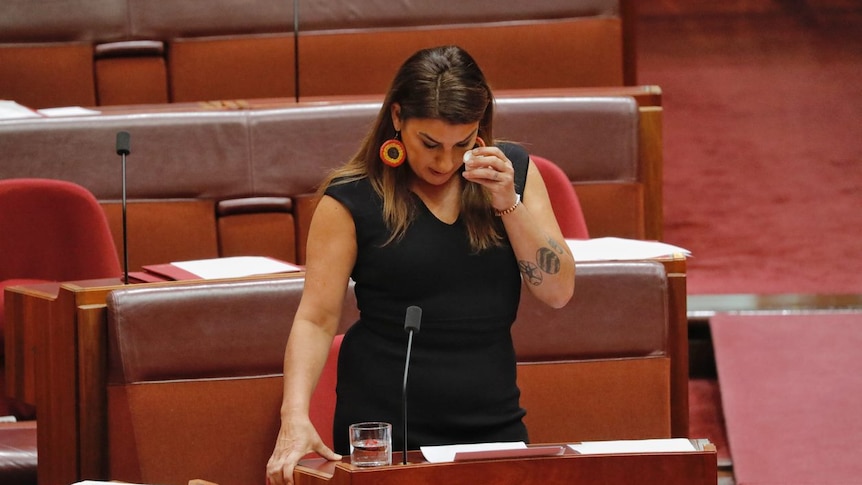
266, 416, 342, 485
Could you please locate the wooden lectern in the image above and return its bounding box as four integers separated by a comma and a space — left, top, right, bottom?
294, 442, 718, 485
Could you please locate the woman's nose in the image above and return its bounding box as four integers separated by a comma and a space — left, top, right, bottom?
435, 149, 461, 171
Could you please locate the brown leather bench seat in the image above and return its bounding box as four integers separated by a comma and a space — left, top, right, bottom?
0, 90, 660, 272
1, 0, 634, 108
103, 261, 671, 485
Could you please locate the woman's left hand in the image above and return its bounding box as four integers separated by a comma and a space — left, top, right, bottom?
462, 146, 519, 213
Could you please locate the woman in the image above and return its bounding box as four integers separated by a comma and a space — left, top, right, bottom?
266, 45, 574, 485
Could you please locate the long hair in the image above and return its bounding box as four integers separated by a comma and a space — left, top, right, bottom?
320, 45, 502, 251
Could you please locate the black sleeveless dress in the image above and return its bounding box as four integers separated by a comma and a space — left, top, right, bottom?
325, 143, 530, 454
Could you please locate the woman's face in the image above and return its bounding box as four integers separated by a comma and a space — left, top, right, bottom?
393, 107, 480, 186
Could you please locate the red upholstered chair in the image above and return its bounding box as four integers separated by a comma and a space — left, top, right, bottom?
0, 178, 121, 417
531, 155, 590, 239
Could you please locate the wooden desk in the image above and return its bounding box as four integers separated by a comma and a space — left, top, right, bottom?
294, 441, 717, 485
663, 257, 689, 438
3, 281, 59, 406
4, 257, 687, 485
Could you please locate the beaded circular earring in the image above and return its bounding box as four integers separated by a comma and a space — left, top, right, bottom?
380, 132, 406, 167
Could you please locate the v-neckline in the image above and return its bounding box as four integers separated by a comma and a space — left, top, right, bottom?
410, 177, 463, 226
410, 191, 461, 227
412, 192, 461, 226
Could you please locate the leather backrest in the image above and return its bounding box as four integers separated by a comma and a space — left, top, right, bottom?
496, 96, 639, 182
127, 0, 294, 38
95, 41, 169, 105
101, 199, 220, 270
106, 277, 357, 385
0, 94, 646, 265
0, 111, 253, 200
217, 197, 297, 263
168, 34, 296, 102
1, 1, 630, 107
513, 261, 668, 361
0, 96, 637, 200
0, 178, 121, 282
0, 1, 123, 107
295, 0, 625, 96
249, 103, 382, 195
0, 43, 97, 108
0, 0, 619, 44
105, 262, 665, 386
297, 0, 620, 31
0, 0, 127, 42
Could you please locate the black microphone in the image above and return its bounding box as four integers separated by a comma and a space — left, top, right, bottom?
115, 131, 131, 284
116, 131, 130, 156
401, 305, 422, 465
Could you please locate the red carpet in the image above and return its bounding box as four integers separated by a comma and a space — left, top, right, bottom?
637, 1, 862, 295
637, 4, 862, 482
710, 313, 862, 484
688, 378, 732, 468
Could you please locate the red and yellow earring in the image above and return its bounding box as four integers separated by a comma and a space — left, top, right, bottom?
380, 132, 406, 167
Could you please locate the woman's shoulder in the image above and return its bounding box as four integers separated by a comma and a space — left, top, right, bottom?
324, 176, 380, 214
325, 176, 372, 198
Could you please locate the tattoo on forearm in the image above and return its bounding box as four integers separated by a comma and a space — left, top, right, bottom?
536, 247, 561, 275
547, 238, 565, 255
519, 261, 543, 286
519, 238, 566, 285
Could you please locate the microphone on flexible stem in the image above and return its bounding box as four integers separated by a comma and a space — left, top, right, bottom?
401, 305, 422, 465
115, 131, 131, 284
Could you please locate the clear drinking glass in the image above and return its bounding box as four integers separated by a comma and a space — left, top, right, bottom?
349, 422, 392, 467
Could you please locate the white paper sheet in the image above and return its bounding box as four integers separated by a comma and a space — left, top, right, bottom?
568, 438, 697, 455
37, 106, 101, 117
171, 256, 302, 279
0, 100, 41, 119
420, 441, 527, 463
73, 482, 131, 485
72, 482, 149, 485
566, 237, 691, 262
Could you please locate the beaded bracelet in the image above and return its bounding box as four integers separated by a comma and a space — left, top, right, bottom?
495, 194, 521, 216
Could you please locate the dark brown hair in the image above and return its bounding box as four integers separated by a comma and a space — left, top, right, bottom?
322, 45, 502, 250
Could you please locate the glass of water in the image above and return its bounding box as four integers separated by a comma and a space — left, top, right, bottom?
349, 422, 392, 467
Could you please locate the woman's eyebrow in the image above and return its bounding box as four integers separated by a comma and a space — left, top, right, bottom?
419, 129, 478, 145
